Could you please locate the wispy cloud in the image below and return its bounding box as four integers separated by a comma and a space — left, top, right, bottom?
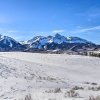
71, 26, 100, 33
76, 12, 100, 18
0, 28, 19, 34
7, 30, 19, 33
76, 7, 100, 21
52, 29, 65, 33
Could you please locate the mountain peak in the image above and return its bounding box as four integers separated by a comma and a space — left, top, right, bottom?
0, 34, 25, 51
27, 33, 96, 50
0, 33, 97, 52
55, 33, 62, 37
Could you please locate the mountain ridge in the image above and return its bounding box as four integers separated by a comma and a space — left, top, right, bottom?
26, 33, 97, 53
0, 34, 26, 51
0, 33, 99, 53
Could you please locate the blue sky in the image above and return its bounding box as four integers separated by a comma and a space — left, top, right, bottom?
0, 0, 100, 44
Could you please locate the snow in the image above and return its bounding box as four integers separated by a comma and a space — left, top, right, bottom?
53, 33, 68, 44
19, 41, 29, 45
29, 34, 91, 49
0, 35, 19, 47
67, 37, 88, 43
0, 52, 99, 99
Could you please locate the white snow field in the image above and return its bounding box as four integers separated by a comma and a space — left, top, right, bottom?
0, 52, 100, 100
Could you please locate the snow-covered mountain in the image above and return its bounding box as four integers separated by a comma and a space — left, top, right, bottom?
28, 33, 91, 45
27, 33, 97, 52
0, 34, 25, 51
0, 33, 98, 52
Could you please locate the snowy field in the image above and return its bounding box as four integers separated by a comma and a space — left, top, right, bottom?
0, 52, 100, 100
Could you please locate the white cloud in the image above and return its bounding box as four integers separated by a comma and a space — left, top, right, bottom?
71, 26, 100, 33
52, 29, 65, 33
76, 7, 100, 22
76, 26, 83, 29
0, 28, 18, 33
7, 30, 19, 33
0, 28, 20, 38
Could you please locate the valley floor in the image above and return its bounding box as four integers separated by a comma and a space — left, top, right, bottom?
0, 52, 100, 100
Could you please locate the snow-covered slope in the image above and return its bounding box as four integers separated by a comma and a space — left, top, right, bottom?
0, 52, 100, 100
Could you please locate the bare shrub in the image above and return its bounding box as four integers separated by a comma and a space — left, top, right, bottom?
96, 95, 100, 100
84, 82, 98, 86
97, 87, 100, 91
88, 87, 96, 91
72, 86, 84, 90
89, 95, 100, 100
38, 76, 56, 81
88, 86, 100, 91
84, 82, 90, 84
53, 88, 61, 93
89, 52, 100, 58
65, 89, 79, 98
91, 83, 98, 86
25, 94, 32, 100
45, 88, 61, 93
20, 94, 32, 100
89, 95, 95, 100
